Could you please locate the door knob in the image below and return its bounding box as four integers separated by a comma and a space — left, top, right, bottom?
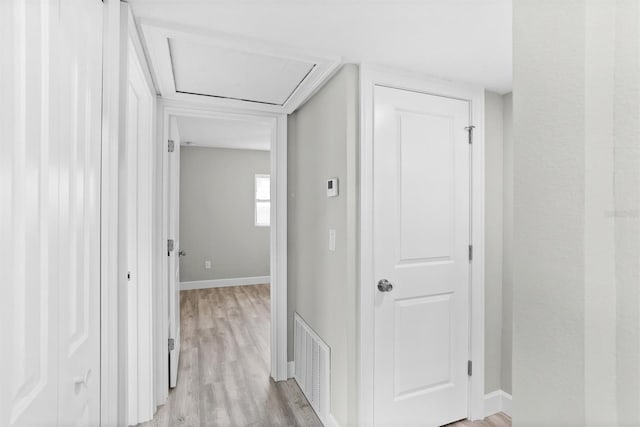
377, 279, 393, 292
178, 250, 186, 257
74, 369, 92, 387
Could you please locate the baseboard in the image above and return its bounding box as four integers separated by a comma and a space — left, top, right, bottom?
325, 413, 340, 427
291, 371, 339, 427
287, 361, 295, 379
485, 390, 512, 417
180, 276, 270, 290
502, 391, 512, 417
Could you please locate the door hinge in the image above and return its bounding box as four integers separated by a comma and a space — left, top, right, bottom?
127, 271, 131, 281
168, 338, 175, 351
168, 139, 175, 153
465, 126, 475, 145
469, 245, 473, 262
168, 239, 174, 253
468, 360, 473, 376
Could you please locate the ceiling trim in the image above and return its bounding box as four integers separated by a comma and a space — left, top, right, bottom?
139, 19, 342, 114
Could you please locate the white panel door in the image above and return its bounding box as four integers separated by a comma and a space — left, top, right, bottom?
373, 85, 471, 426
126, 39, 156, 425
1, 1, 61, 424
1, 0, 103, 425
168, 117, 181, 388
55, 0, 103, 424
126, 65, 141, 424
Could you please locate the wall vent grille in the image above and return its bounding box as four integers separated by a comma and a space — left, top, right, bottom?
294, 312, 331, 424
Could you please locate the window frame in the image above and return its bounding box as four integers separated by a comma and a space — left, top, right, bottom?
254, 173, 271, 227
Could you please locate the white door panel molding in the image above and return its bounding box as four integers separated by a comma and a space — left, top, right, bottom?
359, 65, 485, 425
1, 0, 103, 424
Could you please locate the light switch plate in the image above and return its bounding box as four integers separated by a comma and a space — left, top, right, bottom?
205, 260, 211, 269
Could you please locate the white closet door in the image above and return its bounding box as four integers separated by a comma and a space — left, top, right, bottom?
1, 1, 61, 422
373, 85, 471, 426
55, 0, 103, 424
0, 0, 103, 425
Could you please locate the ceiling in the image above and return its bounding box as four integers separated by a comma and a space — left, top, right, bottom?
169, 38, 315, 105
175, 116, 271, 151
138, 19, 340, 113
130, 0, 512, 94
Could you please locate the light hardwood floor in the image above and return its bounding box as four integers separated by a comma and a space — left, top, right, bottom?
140, 285, 511, 427
141, 285, 321, 427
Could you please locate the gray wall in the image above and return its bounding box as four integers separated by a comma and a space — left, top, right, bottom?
288, 68, 513, 420
179, 146, 270, 282
501, 92, 513, 395
287, 64, 359, 427
514, 0, 640, 424
484, 91, 504, 394
484, 91, 513, 395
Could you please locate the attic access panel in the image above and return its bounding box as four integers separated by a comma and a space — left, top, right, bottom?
168, 38, 316, 106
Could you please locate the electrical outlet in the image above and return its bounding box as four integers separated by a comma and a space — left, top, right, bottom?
205, 260, 211, 269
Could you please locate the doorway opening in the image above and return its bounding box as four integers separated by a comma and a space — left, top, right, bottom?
143, 104, 291, 424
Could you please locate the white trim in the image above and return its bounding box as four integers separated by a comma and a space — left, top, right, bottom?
501, 392, 512, 417
126, 11, 157, 424
100, 1, 128, 425
127, 9, 156, 96
484, 391, 501, 418
157, 99, 289, 386
326, 413, 341, 427
272, 113, 289, 381
358, 64, 486, 425
287, 361, 295, 379
180, 276, 271, 290
484, 390, 512, 418
138, 19, 341, 114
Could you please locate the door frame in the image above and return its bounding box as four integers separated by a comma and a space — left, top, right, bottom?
358, 64, 486, 425
100, 1, 129, 425
125, 6, 158, 423
155, 99, 289, 402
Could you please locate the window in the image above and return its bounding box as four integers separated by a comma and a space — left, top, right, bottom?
255, 174, 270, 227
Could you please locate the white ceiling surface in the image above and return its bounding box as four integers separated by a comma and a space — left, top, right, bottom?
176, 116, 271, 151
169, 38, 315, 104
130, 0, 512, 94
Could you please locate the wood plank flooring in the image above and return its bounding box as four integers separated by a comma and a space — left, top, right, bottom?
140, 285, 322, 427
140, 285, 511, 427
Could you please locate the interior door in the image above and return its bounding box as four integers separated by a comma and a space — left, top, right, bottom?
373, 85, 471, 426
126, 65, 140, 422
168, 117, 181, 388
126, 39, 156, 424
1, 2, 61, 424
56, 0, 103, 424
1, 0, 103, 425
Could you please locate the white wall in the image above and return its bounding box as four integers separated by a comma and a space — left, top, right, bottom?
287, 64, 359, 427
179, 146, 270, 282
514, 0, 640, 424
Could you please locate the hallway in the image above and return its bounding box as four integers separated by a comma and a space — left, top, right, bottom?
140, 285, 511, 427
141, 285, 321, 426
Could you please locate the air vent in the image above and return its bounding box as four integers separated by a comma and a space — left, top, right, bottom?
294, 312, 330, 424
